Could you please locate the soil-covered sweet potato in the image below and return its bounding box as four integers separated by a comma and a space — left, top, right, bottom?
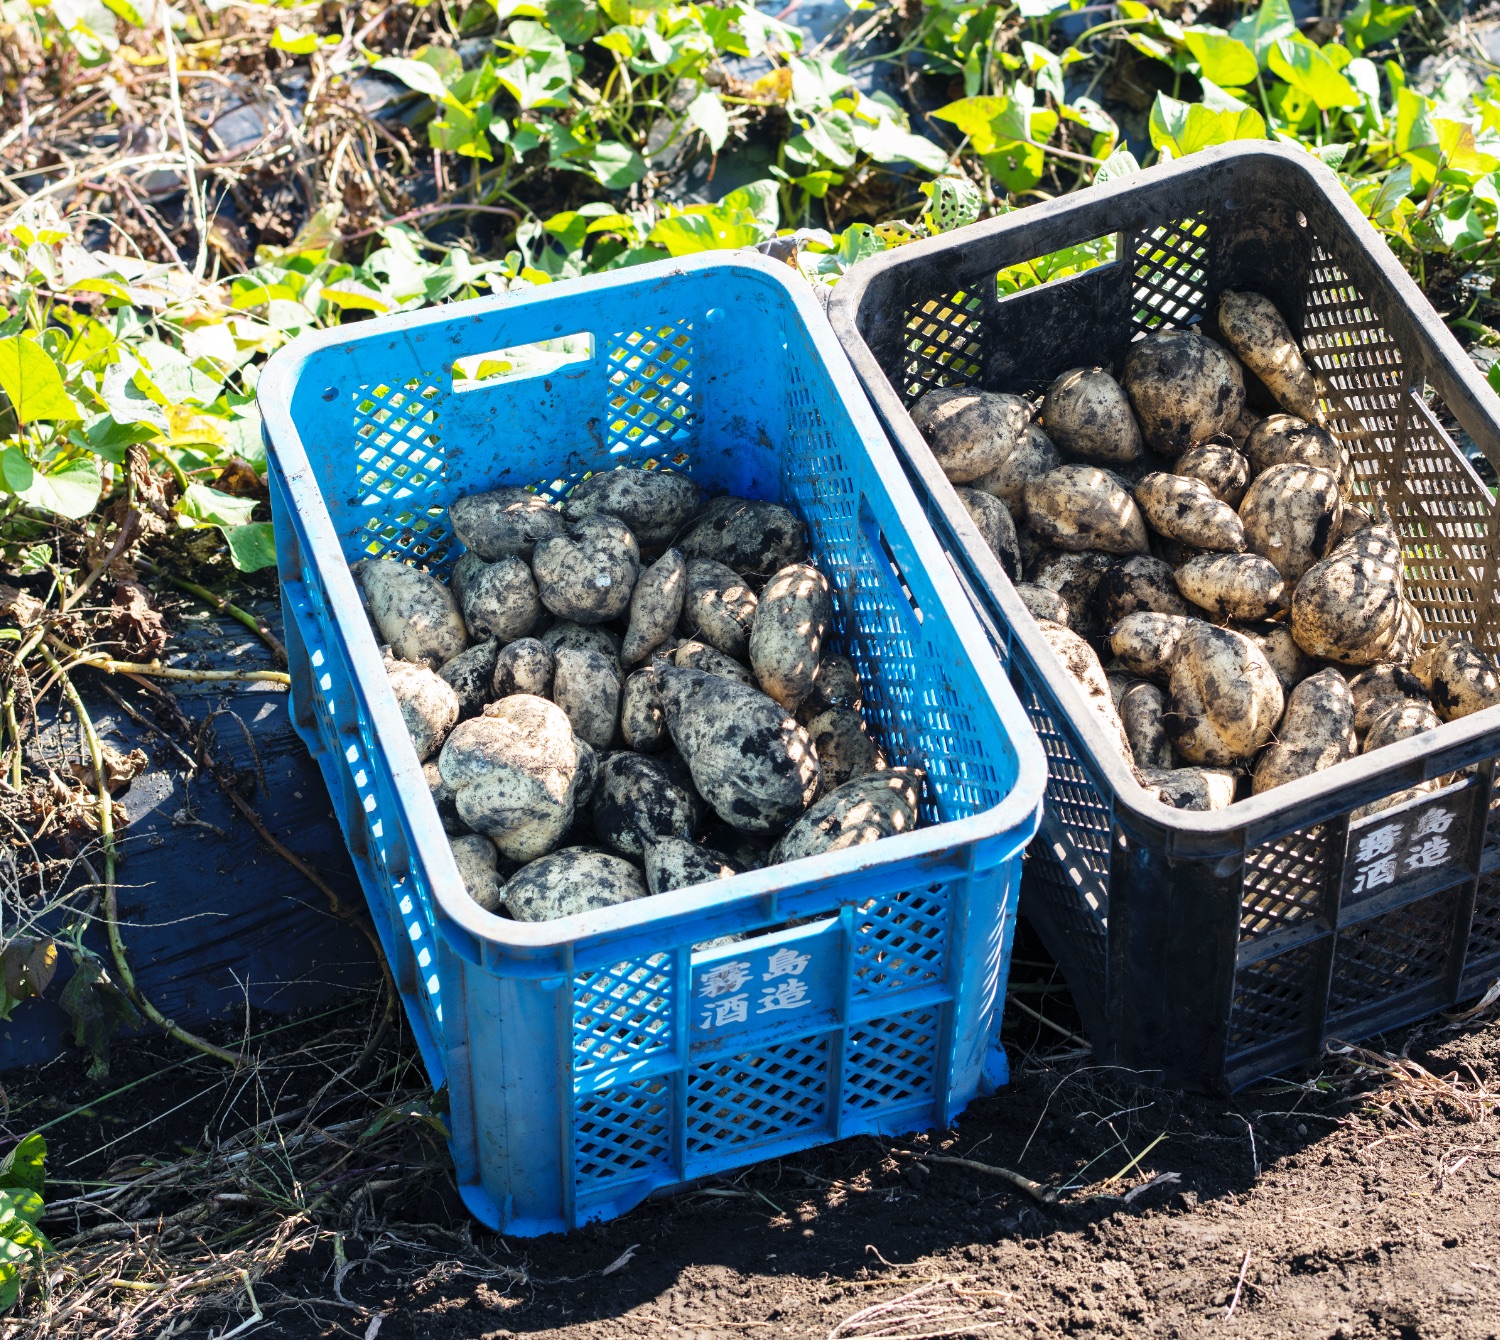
1412, 637, 1500, 721
1120, 681, 1173, 770
1134, 473, 1247, 552
749, 563, 832, 712
674, 639, 757, 686
620, 669, 665, 751
1239, 462, 1342, 583
492, 637, 553, 699
1037, 619, 1134, 764
449, 834, 506, 913
541, 621, 622, 676
1014, 581, 1071, 626
1121, 329, 1245, 455
1363, 698, 1441, 753
1290, 526, 1405, 665
807, 653, 862, 713
458, 555, 540, 644
1349, 663, 1428, 736
1164, 624, 1285, 766
970, 423, 1061, 518
503, 847, 646, 922
551, 646, 621, 750
911, 387, 1032, 483
1029, 549, 1115, 639
1238, 622, 1311, 693
438, 639, 499, 717
1094, 555, 1189, 626
1110, 611, 1198, 681
1175, 442, 1251, 507
1041, 367, 1143, 465
1139, 767, 1238, 811
563, 469, 701, 547
449, 487, 563, 561
1173, 552, 1287, 622
683, 558, 758, 659
439, 695, 582, 861
622, 548, 686, 665
954, 487, 1021, 579
656, 665, 820, 833
679, 497, 807, 577
804, 705, 886, 789
1025, 466, 1150, 555
1217, 291, 1324, 424
644, 837, 738, 896
1252, 668, 1356, 794
532, 514, 640, 624
592, 752, 699, 857
386, 656, 459, 761
424, 761, 462, 834
772, 770, 923, 864
357, 559, 467, 668
1243, 414, 1347, 488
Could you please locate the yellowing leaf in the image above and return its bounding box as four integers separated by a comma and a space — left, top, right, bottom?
0, 336, 82, 423
166, 406, 229, 449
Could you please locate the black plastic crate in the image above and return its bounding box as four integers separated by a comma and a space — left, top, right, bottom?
829, 143, 1500, 1091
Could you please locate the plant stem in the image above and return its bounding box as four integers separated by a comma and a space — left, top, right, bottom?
148, 566, 288, 664
38, 643, 242, 1067
47, 639, 290, 686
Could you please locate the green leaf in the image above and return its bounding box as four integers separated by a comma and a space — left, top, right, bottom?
0, 336, 82, 423
858, 119, 950, 172
0, 447, 34, 495
1342, 0, 1414, 54
0, 1135, 45, 1199
58, 960, 142, 1081
135, 340, 223, 406
544, 0, 598, 43
1093, 148, 1142, 184
373, 56, 455, 104
176, 483, 257, 530
20, 456, 101, 519
721, 180, 781, 227
1489, 361, 1500, 397
269, 24, 324, 53
496, 21, 574, 109
1230, 0, 1296, 65
224, 523, 278, 573
686, 89, 731, 153
1149, 93, 1266, 158
585, 140, 648, 189
1268, 35, 1360, 111
1182, 28, 1257, 86
647, 207, 768, 256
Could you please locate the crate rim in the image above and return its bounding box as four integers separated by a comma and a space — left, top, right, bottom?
259, 250, 1048, 957
828, 140, 1500, 857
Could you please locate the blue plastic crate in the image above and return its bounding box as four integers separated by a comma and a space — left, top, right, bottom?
258, 253, 1046, 1235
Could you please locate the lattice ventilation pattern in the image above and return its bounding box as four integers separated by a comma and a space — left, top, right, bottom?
1328, 889, 1458, 1018
604, 321, 694, 455
685, 1036, 831, 1156
1241, 823, 1333, 940
1468, 872, 1500, 971
852, 884, 951, 995
842, 1010, 940, 1115
1020, 686, 1111, 906
1298, 241, 1498, 650
353, 378, 453, 567
900, 289, 983, 403
1227, 942, 1320, 1055
1129, 215, 1210, 332
573, 955, 673, 1080
780, 400, 1003, 826
574, 1077, 672, 1190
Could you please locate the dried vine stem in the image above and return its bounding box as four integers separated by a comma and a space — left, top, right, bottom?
37, 642, 242, 1067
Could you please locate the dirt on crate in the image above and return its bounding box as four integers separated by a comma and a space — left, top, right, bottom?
8, 959, 1500, 1340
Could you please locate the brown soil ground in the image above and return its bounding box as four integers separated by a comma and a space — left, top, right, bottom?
9, 951, 1499, 1340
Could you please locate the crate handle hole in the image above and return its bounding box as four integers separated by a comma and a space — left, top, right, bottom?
451, 332, 595, 392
